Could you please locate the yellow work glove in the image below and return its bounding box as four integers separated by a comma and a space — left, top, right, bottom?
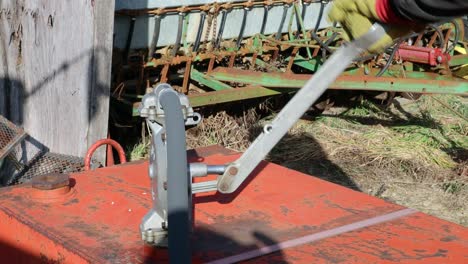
328, 0, 416, 53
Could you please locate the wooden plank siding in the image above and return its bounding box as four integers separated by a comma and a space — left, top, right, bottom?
0, 0, 114, 161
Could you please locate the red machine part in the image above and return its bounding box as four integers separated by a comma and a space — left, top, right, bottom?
397, 45, 451, 66
84, 138, 127, 170
0, 146, 466, 263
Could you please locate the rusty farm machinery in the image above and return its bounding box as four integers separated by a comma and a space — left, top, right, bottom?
111, 0, 468, 118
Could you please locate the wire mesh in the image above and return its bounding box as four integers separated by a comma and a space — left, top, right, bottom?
19, 152, 83, 185
0, 115, 27, 160
2, 150, 84, 186
0, 115, 84, 186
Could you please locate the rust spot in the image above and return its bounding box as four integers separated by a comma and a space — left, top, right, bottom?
63, 198, 79, 206
280, 205, 290, 216
88, 206, 98, 212
302, 198, 315, 208
32, 173, 70, 190
440, 236, 458, 242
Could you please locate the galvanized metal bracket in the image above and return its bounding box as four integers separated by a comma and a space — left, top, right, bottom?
139, 84, 226, 252
139, 84, 202, 247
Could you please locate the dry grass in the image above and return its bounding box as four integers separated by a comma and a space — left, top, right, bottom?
186, 108, 259, 151
127, 139, 150, 161
305, 120, 458, 180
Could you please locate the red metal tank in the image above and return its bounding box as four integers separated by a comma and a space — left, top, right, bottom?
0, 146, 466, 263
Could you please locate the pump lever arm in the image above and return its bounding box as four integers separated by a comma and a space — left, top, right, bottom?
217, 24, 387, 194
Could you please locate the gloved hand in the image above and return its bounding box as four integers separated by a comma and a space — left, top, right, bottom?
328, 0, 422, 53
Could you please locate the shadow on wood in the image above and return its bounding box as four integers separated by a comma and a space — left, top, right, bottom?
0, 0, 114, 161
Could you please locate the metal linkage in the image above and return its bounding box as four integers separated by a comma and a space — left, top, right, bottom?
215, 10, 228, 49
260, 5, 270, 35
148, 15, 162, 60
276, 4, 290, 40
237, 7, 250, 49
193, 12, 207, 52
172, 13, 185, 57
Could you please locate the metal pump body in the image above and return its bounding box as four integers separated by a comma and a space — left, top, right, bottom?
139, 84, 201, 246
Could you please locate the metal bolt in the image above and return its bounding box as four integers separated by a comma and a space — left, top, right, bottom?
228, 166, 238, 176
264, 124, 273, 133
146, 228, 154, 236
148, 106, 157, 112
436, 56, 443, 63
31, 173, 70, 190
220, 183, 229, 192
146, 229, 155, 243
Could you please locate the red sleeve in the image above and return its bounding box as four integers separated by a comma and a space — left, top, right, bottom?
375, 0, 409, 25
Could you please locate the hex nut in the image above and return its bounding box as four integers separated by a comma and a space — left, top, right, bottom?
31, 173, 70, 190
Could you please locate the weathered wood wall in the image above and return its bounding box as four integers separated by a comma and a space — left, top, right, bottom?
0, 0, 114, 160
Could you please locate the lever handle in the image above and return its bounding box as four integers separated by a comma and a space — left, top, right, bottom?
217, 24, 387, 194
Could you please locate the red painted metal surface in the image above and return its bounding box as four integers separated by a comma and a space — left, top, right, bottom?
397, 45, 450, 66
106, 134, 115, 167
0, 146, 466, 263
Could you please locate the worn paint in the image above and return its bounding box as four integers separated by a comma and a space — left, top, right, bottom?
209, 67, 468, 95
129, 66, 467, 115
190, 68, 233, 91
0, 146, 466, 263
450, 54, 468, 67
